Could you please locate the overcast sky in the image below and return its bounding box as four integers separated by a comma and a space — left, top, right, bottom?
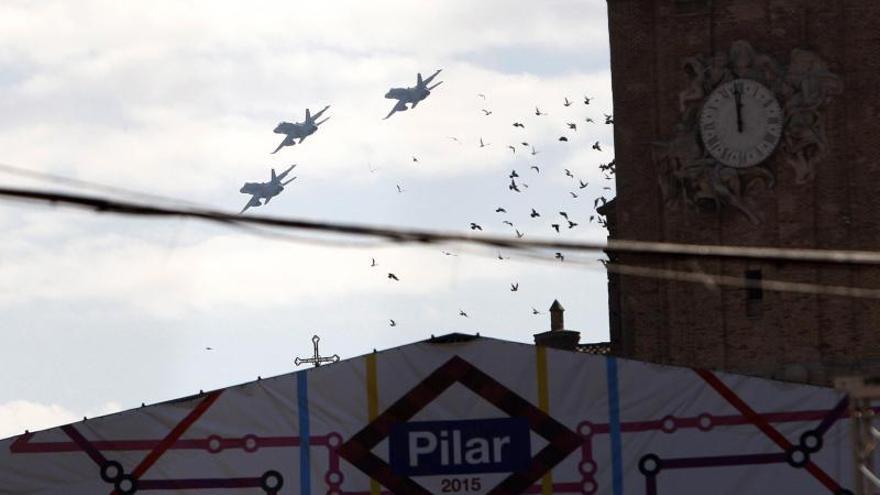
0, 0, 613, 438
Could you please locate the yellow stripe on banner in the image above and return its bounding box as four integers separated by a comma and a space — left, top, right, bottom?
536, 346, 553, 495
366, 353, 381, 495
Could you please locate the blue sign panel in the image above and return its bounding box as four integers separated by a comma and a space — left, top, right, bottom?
389, 417, 531, 476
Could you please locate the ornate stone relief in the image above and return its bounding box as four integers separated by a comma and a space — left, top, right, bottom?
653, 40, 842, 224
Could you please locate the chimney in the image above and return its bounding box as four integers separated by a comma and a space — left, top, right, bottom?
533, 299, 581, 351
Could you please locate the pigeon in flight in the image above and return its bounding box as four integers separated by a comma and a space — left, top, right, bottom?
559, 211, 569, 220
551, 224, 560, 233
513, 122, 525, 128
412, 155, 419, 163
579, 179, 589, 189
521, 142, 529, 147
509, 179, 521, 192
480, 137, 490, 148
530, 208, 540, 218
481, 109, 493, 116
389, 319, 397, 327
532, 307, 541, 315
515, 229, 524, 238
604, 113, 614, 124
564, 169, 574, 178
507, 145, 516, 154
396, 184, 405, 193
441, 251, 457, 256
530, 165, 540, 173
510, 169, 519, 179
563, 97, 572, 107
558, 136, 568, 142
570, 192, 579, 198
470, 222, 483, 231
555, 252, 565, 261
511, 283, 519, 292
205, 347, 213, 351
535, 106, 546, 116
459, 309, 469, 318
448, 136, 461, 144
568, 220, 579, 229
388, 273, 399, 281
502, 220, 514, 227
496, 207, 507, 213
478, 93, 486, 100
585, 117, 595, 123
530, 146, 539, 156
497, 251, 509, 260
592, 141, 602, 151
584, 95, 593, 105
566, 122, 577, 130
371, 258, 377, 267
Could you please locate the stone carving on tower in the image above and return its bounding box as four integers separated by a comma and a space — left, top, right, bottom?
654, 40, 842, 224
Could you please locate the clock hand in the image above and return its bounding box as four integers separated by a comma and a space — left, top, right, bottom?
734, 82, 744, 133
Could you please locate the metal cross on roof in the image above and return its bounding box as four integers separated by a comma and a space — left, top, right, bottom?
295, 335, 340, 367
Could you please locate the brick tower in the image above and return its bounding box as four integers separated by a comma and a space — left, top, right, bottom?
605, 1, 880, 384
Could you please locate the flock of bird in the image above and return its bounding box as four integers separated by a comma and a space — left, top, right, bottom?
242, 70, 616, 328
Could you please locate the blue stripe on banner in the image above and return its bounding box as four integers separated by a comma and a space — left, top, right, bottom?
606, 357, 623, 495
297, 371, 311, 494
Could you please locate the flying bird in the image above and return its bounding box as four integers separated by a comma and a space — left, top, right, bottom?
530, 209, 540, 218
480, 137, 490, 148
205, 347, 213, 351
470, 222, 483, 231
579, 179, 589, 189
509, 179, 521, 192
502, 220, 514, 227
441, 251, 457, 256
412, 155, 419, 163
510, 283, 519, 292
558, 136, 569, 142
509, 169, 519, 178
497, 251, 509, 260
551, 224, 560, 233
559, 211, 569, 220
564, 169, 574, 178
584, 95, 593, 105
566, 122, 577, 130
535, 106, 546, 116
568, 220, 579, 229
371, 258, 377, 267
495, 207, 507, 213
389, 319, 397, 327
507, 145, 516, 154
570, 191, 579, 198
521, 142, 529, 147
388, 273, 399, 281
563, 97, 573, 107
478, 93, 486, 100
515, 229, 524, 238
585, 117, 595, 123
530, 165, 540, 173
513, 122, 525, 128
481, 109, 493, 116
447, 137, 461, 144
604, 113, 614, 124
592, 141, 602, 151
459, 309, 469, 318
532, 307, 541, 315
555, 252, 565, 261
396, 184, 405, 193
530, 146, 539, 156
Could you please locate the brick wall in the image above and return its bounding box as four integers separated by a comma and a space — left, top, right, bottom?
606, 0, 880, 384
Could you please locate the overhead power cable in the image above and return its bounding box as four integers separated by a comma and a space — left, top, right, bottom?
2, 185, 880, 267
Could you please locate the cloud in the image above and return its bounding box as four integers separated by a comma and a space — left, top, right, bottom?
0, 399, 121, 439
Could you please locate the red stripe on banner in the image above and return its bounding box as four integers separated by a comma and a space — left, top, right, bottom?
695, 369, 842, 493
108, 390, 223, 495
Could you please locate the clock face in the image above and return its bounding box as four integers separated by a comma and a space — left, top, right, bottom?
699, 78, 783, 168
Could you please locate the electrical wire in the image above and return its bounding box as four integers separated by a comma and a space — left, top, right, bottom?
2, 185, 880, 268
